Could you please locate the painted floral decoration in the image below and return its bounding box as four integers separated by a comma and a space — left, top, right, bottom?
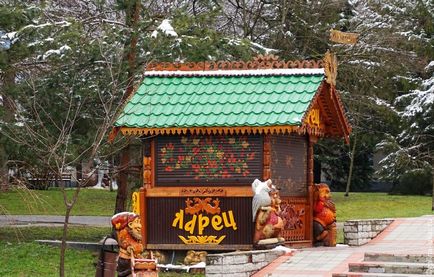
159, 136, 257, 179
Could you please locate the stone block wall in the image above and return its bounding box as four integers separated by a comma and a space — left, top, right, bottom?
343, 219, 393, 246
206, 248, 286, 277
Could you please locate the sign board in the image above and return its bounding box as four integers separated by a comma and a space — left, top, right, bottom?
329, 29, 359, 45
146, 197, 253, 249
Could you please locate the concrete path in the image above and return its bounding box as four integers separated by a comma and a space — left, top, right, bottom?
0, 215, 112, 227
254, 215, 434, 277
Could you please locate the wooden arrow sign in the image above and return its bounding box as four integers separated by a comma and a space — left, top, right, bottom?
330, 29, 359, 44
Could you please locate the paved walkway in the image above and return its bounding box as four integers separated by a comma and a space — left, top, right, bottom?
0, 215, 112, 227
254, 215, 434, 277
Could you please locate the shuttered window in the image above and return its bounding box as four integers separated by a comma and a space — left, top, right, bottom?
271, 134, 307, 196
156, 135, 263, 186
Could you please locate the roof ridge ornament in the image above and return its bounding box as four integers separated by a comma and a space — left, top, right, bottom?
323, 50, 337, 86
146, 55, 324, 72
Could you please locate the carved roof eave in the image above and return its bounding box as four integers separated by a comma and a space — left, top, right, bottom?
302, 81, 351, 143
115, 125, 326, 138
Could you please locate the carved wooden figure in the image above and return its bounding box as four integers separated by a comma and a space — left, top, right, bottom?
111, 212, 158, 277
252, 179, 285, 247
313, 183, 337, 247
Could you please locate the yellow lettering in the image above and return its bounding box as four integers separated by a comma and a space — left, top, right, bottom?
185, 215, 197, 234
211, 215, 223, 231
222, 211, 237, 230
198, 214, 210, 235
172, 209, 184, 229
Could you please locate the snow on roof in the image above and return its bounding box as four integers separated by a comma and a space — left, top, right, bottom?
144, 68, 325, 77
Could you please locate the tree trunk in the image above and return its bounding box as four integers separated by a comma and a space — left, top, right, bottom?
345, 134, 357, 197
115, 146, 129, 214
59, 205, 71, 277
114, 0, 141, 214
0, 160, 8, 192
59, 170, 82, 277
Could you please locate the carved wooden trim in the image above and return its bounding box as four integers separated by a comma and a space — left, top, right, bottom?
120, 125, 325, 137
143, 156, 151, 188
147, 54, 324, 72
263, 135, 271, 180
145, 186, 253, 197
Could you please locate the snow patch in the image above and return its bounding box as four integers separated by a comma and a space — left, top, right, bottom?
425, 61, 434, 71
144, 68, 325, 77
250, 42, 279, 54
42, 45, 71, 59
151, 19, 178, 38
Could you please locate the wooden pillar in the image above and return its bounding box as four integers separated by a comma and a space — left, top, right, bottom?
306, 134, 317, 244
263, 135, 271, 180
139, 187, 147, 248
143, 138, 152, 188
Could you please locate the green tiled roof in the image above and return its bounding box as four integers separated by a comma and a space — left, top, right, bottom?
114, 73, 324, 129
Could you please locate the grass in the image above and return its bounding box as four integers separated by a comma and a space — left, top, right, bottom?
0, 241, 97, 277
333, 192, 434, 222
0, 226, 203, 277
0, 226, 111, 277
0, 188, 117, 216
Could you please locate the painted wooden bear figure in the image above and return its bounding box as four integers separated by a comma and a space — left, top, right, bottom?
313, 183, 337, 247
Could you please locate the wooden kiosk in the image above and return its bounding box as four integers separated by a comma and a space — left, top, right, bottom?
112, 53, 351, 250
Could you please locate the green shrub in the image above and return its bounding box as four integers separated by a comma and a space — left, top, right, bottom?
392, 167, 432, 195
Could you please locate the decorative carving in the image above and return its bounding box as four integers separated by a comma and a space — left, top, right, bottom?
252, 179, 285, 247
146, 55, 323, 72
178, 235, 226, 244
280, 202, 305, 230
324, 51, 337, 86
111, 212, 158, 276
143, 156, 152, 188
313, 183, 337, 247
180, 187, 226, 196
185, 197, 221, 215
306, 108, 321, 127
184, 250, 207, 265
263, 135, 271, 180
131, 192, 140, 216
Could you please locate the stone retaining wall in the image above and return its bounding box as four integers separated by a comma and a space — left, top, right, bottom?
206, 248, 287, 277
343, 219, 393, 246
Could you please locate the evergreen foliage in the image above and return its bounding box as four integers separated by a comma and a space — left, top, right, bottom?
0, 0, 432, 194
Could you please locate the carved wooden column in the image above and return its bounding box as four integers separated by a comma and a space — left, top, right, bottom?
306, 135, 318, 244
142, 139, 153, 188
263, 135, 271, 180
140, 187, 147, 248
141, 138, 153, 248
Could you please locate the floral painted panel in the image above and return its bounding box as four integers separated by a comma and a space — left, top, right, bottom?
156, 135, 263, 186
